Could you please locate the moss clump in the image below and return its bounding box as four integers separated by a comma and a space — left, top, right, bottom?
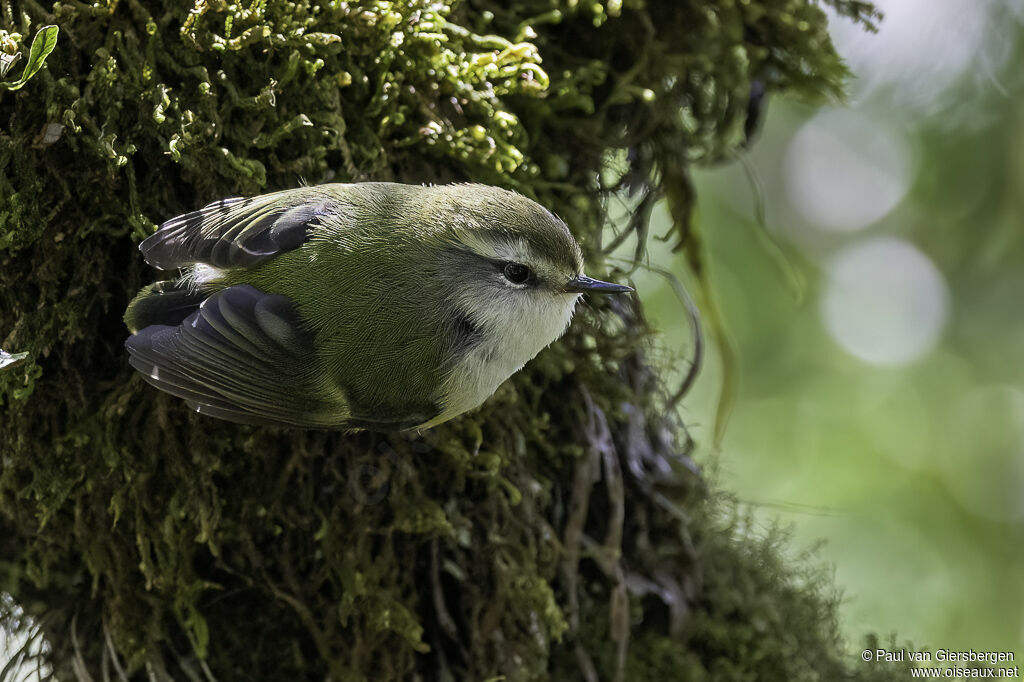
0, 0, 901, 680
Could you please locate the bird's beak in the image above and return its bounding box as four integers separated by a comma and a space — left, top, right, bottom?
565, 274, 633, 294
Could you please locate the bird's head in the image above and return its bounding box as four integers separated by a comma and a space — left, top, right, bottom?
430, 185, 632, 360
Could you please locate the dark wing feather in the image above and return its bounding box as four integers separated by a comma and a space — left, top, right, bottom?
123, 280, 212, 333
125, 284, 344, 428
140, 188, 333, 270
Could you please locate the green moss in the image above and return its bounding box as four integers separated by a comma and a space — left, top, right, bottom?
1, 0, 890, 679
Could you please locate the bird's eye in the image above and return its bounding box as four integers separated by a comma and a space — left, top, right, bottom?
502, 262, 531, 285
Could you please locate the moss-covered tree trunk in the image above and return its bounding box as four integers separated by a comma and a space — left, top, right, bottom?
1, 1, 905, 679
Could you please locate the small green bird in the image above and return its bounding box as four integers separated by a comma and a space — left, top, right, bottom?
125, 182, 632, 430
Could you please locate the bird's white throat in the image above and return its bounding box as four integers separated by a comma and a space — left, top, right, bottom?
424, 289, 581, 427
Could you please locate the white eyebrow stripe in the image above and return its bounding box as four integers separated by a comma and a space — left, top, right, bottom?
458, 233, 533, 264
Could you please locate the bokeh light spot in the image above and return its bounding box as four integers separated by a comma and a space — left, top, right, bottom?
784, 109, 912, 232
820, 237, 949, 366
827, 0, 1021, 117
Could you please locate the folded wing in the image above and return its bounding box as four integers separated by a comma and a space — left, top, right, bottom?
125, 284, 346, 428
140, 187, 336, 270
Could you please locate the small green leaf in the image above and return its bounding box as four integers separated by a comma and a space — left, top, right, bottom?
2, 25, 58, 91
0, 349, 29, 370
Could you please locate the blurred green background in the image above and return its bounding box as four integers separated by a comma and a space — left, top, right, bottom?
630, 0, 1024, 664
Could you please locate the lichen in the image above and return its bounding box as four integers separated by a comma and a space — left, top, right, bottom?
0, 0, 899, 680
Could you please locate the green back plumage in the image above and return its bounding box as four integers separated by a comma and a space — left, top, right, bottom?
228, 183, 456, 423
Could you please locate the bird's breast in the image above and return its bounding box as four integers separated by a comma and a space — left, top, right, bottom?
423, 292, 578, 427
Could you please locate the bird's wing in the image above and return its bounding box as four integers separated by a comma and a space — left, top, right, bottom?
140, 187, 336, 270
125, 284, 346, 429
